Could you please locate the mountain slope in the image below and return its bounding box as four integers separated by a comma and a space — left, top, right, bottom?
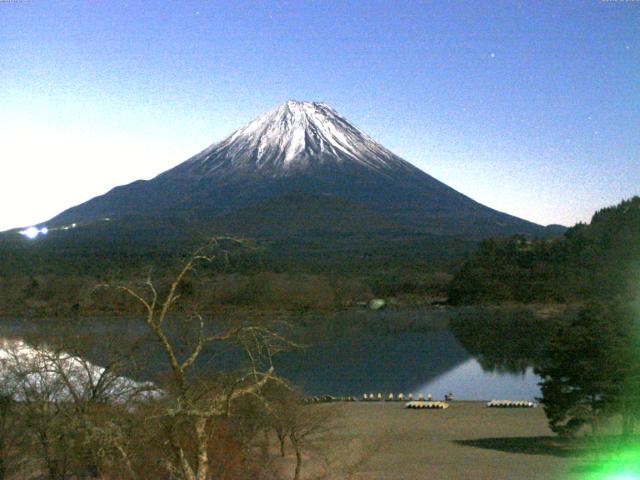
45, 100, 555, 240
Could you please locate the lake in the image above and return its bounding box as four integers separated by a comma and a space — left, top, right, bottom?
273, 330, 542, 400
0, 308, 555, 401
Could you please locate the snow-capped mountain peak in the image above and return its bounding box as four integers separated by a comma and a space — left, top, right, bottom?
44, 100, 552, 240
178, 100, 412, 178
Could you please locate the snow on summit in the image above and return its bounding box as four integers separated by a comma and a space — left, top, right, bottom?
177, 100, 414, 178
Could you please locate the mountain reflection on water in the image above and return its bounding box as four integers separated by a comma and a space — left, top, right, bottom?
417, 360, 539, 401
274, 331, 471, 397
0, 308, 563, 401
273, 330, 542, 400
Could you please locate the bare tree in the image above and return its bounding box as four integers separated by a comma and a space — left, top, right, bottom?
0, 333, 152, 480
2, 340, 76, 480
262, 383, 338, 480
0, 359, 23, 480
289, 404, 336, 480
97, 240, 296, 480
0, 239, 296, 479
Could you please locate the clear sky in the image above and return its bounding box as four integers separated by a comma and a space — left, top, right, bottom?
1, 0, 638, 231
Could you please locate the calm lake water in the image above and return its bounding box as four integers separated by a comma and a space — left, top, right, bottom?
0, 310, 547, 401
273, 331, 541, 400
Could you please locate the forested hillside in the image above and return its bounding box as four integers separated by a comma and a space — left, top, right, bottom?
448, 196, 640, 304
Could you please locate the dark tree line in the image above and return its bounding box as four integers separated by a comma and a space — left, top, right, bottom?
448, 196, 640, 305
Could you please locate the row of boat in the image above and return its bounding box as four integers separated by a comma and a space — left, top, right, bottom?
362, 393, 443, 402
486, 400, 536, 408
302, 395, 537, 408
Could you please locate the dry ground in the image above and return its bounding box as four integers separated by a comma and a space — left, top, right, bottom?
273, 401, 587, 480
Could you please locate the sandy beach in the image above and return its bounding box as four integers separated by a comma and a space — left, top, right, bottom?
274, 401, 584, 480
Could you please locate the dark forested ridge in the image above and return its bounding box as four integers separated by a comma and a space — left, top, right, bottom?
0, 217, 471, 316
448, 196, 640, 305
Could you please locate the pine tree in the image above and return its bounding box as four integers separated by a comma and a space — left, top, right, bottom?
536, 301, 640, 436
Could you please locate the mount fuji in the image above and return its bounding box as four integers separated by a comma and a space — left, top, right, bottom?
44, 100, 557, 245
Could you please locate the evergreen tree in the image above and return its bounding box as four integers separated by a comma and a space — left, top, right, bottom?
536, 301, 640, 436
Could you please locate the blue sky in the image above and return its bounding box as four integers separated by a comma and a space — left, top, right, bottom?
1, 0, 638, 230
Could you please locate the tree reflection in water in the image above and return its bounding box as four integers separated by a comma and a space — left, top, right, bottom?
449, 308, 573, 375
